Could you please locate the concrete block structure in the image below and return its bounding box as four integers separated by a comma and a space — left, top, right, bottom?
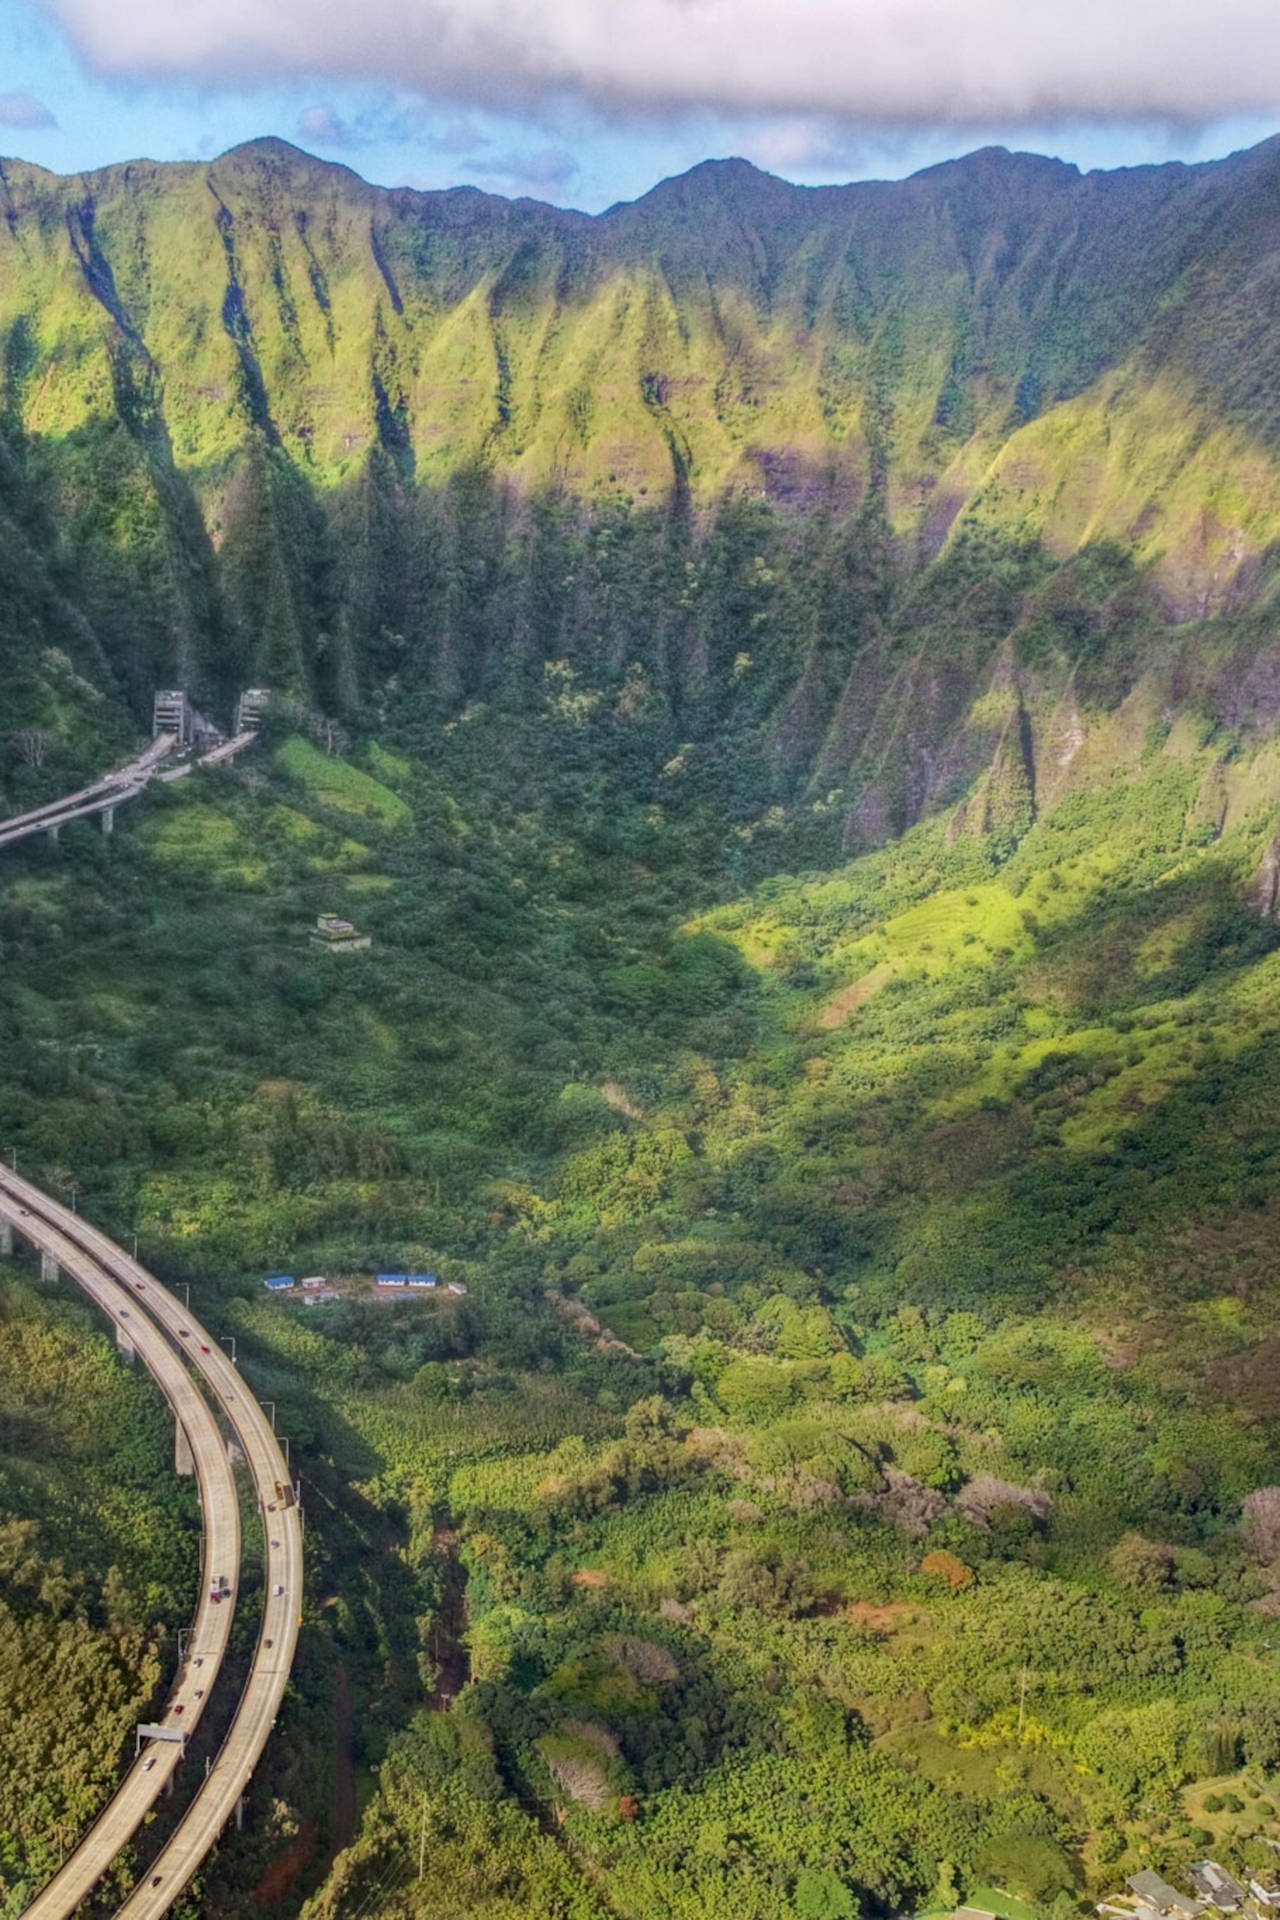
310, 913, 371, 953
153, 689, 191, 744
234, 688, 272, 733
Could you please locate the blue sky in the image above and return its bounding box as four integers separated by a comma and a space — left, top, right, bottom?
3, 0, 1279, 210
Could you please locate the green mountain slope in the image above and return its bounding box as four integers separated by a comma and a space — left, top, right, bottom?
10, 133, 1280, 1920
5, 133, 1280, 756
4, 134, 1280, 511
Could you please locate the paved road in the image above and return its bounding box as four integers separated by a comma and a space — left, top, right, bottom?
155, 731, 259, 781
0, 735, 177, 849
1, 1191, 240, 1920
0, 726, 260, 850
2, 1170, 303, 1919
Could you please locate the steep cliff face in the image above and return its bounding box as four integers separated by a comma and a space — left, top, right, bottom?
6, 134, 1280, 844
8, 135, 1280, 509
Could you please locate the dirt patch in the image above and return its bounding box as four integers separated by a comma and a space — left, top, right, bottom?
427, 1524, 470, 1708
1207, 1339, 1280, 1414
333, 1662, 356, 1853
570, 1568, 610, 1589
254, 1822, 318, 1904
600, 1080, 642, 1118
816, 962, 893, 1030
842, 1600, 918, 1634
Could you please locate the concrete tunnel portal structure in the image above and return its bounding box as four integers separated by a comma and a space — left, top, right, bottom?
0, 690, 269, 855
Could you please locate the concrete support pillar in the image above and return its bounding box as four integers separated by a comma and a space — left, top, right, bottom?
227, 1438, 245, 1467
46, 823, 59, 845
175, 1420, 195, 1477
102, 806, 114, 837
235, 1796, 245, 1832
0, 1218, 12, 1257
116, 1321, 136, 1363
39, 1248, 58, 1282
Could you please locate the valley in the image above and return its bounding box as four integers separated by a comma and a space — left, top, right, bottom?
3, 131, 1280, 1920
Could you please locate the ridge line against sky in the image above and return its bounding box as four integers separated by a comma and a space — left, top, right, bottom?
3, 0, 1280, 210
4, 130, 1277, 218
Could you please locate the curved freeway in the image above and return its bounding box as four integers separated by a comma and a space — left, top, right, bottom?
1, 1196, 240, 1919
0, 725, 261, 851
0, 735, 178, 850
1, 1168, 303, 1919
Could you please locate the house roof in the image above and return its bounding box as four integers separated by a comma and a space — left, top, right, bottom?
1128, 1872, 1201, 1916
1189, 1863, 1246, 1905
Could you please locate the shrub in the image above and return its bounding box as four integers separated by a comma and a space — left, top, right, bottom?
921, 1549, 974, 1591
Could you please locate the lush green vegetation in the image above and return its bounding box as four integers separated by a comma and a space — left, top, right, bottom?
5, 132, 1280, 1919
0, 1272, 196, 1916
4, 545, 1280, 1916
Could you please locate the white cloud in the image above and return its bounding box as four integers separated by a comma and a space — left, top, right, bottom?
429, 118, 490, 155
0, 89, 56, 128
297, 102, 352, 145
38, 0, 1280, 127
471, 146, 579, 191
740, 118, 873, 176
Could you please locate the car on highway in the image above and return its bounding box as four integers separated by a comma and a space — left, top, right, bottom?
272, 1583, 284, 1596
200, 1343, 210, 1353
143, 1756, 156, 1772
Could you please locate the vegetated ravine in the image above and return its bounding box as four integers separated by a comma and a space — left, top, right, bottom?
3, 132, 1280, 1920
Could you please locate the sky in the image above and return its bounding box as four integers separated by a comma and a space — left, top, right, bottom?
2, 0, 1280, 210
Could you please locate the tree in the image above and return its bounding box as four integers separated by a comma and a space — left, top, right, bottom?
1109, 1532, 1175, 1593
921, 1549, 974, 1591
1242, 1487, 1280, 1563
13, 725, 50, 767
794, 1867, 856, 1920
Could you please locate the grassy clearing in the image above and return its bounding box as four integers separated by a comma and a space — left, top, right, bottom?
275, 736, 411, 828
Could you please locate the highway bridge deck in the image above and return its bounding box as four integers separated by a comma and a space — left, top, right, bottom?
1, 1170, 302, 1919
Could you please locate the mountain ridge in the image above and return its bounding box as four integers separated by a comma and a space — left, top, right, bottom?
6, 131, 1280, 856
4, 129, 1280, 509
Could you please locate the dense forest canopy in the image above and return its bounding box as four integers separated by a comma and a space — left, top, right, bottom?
3, 134, 1280, 1920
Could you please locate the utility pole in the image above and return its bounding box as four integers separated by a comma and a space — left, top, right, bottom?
220, 1335, 237, 1364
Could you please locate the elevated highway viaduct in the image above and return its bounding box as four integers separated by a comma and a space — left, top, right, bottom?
0, 1169, 302, 1919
